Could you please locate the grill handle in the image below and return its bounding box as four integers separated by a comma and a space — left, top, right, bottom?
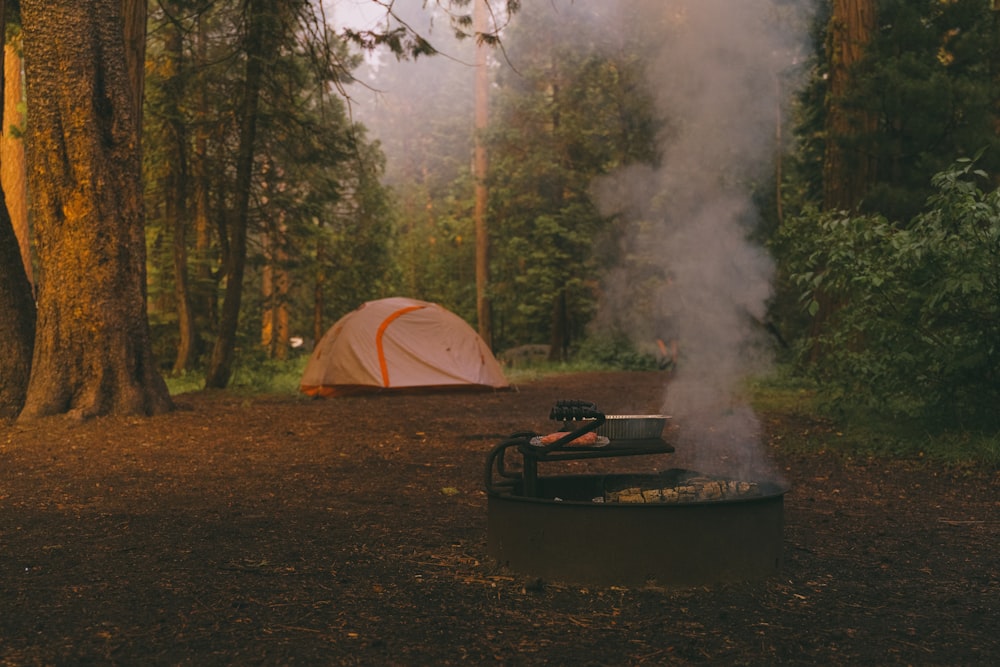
484, 402, 607, 496
549, 399, 602, 422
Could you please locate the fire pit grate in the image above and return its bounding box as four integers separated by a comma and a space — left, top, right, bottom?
485, 400, 788, 587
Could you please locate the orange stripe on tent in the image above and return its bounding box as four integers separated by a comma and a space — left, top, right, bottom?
376, 304, 426, 387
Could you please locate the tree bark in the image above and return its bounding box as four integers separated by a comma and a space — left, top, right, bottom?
160, 11, 196, 374
823, 0, 878, 211
474, 0, 492, 349
2, 36, 30, 286
0, 190, 35, 418
811, 0, 877, 362
312, 227, 326, 345
172, 203, 197, 374
0, 0, 35, 419
121, 0, 146, 141
18, 0, 172, 420
261, 224, 290, 360
193, 11, 216, 335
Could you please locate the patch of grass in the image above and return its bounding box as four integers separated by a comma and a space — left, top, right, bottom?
749, 367, 1000, 468
164, 356, 310, 397
502, 366, 548, 385
164, 371, 206, 396
228, 356, 309, 395
746, 372, 821, 417
830, 415, 1000, 468
502, 358, 662, 385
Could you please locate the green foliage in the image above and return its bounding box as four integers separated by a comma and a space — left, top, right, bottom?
781, 158, 1000, 428
789, 0, 1000, 221
165, 356, 309, 396
226, 355, 310, 394
143, 2, 394, 373
162, 371, 207, 396
307, 135, 399, 325
394, 171, 478, 324
573, 333, 659, 372
486, 4, 660, 350
749, 368, 1000, 467
852, 0, 1000, 221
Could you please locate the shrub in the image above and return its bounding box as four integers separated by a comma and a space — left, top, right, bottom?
782, 158, 1000, 428
574, 332, 660, 371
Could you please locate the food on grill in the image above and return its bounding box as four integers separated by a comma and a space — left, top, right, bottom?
540, 431, 598, 445
532, 431, 607, 447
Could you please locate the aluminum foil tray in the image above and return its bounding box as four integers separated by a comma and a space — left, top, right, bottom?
595, 415, 669, 441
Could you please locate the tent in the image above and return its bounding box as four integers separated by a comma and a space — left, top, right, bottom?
300, 297, 509, 396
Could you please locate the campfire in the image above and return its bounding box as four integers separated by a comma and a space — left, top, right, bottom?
485, 400, 788, 587
603, 475, 762, 504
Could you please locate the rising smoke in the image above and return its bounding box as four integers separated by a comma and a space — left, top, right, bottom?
590, 0, 815, 478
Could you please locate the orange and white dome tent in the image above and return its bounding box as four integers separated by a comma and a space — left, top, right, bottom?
300, 297, 509, 397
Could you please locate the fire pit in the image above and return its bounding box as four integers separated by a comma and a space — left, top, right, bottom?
485, 400, 788, 587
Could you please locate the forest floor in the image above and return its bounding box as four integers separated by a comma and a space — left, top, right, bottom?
1, 371, 997, 666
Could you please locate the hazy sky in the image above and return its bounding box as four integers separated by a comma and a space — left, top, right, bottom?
327, 0, 385, 31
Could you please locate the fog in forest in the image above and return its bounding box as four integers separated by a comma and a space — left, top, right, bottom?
331, 0, 477, 189
590, 0, 814, 478
336, 0, 815, 478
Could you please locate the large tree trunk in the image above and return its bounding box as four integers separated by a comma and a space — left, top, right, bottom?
823, 0, 877, 211
172, 204, 197, 374
204, 0, 272, 388
18, 0, 172, 420
312, 229, 326, 345
261, 224, 290, 360
473, 0, 492, 349
0, 0, 36, 419
193, 11, 216, 337
0, 192, 35, 418
811, 0, 878, 362
161, 12, 197, 374
2, 36, 30, 286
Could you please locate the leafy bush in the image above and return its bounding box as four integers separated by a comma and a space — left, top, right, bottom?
573, 332, 660, 371
781, 158, 1000, 428
749, 367, 1000, 466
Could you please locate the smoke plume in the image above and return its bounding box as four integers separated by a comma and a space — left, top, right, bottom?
591, 0, 814, 478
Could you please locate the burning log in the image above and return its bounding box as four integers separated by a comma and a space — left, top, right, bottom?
604, 477, 761, 504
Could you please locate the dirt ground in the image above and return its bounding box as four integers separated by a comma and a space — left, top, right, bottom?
1, 371, 997, 666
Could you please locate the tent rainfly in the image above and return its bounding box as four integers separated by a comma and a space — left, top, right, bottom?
300, 297, 509, 397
